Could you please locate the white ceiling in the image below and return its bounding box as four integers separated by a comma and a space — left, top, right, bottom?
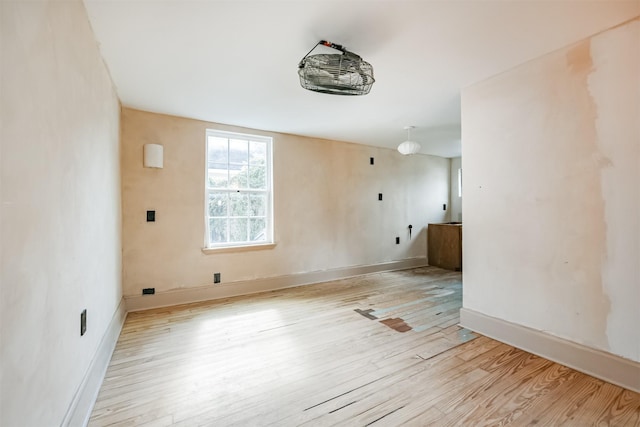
83, 1, 639, 158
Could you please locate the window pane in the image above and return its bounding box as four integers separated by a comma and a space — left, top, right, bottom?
229, 192, 249, 217
208, 163, 229, 188
250, 194, 266, 217
229, 164, 248, 189
209, 218, 228, 244
250, 218, 266, 242
230, 218, 248, 242
249, 141, 266, 165
208, 193, 228, 217
229, 139, 248, 165
248, 165, 266, 189
208, 137, 228, 164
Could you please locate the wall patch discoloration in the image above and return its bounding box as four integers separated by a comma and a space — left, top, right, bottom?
561, 39, 612, 352
566, 41, 594, 75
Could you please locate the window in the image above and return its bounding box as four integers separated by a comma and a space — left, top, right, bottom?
205, 130, 273, 248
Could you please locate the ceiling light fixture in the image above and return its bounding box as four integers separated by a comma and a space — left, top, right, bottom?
298, 40, 375, 96
397, 126, 421, 155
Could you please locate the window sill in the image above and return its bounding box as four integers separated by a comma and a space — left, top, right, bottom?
201, 242, 277, 255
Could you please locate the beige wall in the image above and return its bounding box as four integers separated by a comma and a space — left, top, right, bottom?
462, 18, 639, 361
1, 1, 122, 425
449, 157, 462, 222
121, 108, 450, 298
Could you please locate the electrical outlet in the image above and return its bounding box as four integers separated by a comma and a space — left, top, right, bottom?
442, 204, 447, 211
142, 288, 155, 295
214, 273, 221, 284
378, 193, 383, 201
146, 210, 156, 222
396, 237, 400, 244
370, 157, 374, 165
80, 309, 87, 336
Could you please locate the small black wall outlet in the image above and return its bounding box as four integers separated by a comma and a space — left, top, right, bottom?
147, 210, 156, 222
370, 157, 374, 165
396, 237, 400, 244
80, 309, 87, 336
214, 273, 221, 284
442, 204, 447, 211
378, 193, 383, 201
142, 287, 155, 295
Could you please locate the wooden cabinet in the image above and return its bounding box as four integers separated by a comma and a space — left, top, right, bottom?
427, 223, 462, 271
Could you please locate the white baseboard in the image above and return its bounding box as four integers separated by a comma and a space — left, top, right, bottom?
125, 258, 428, 312
460, 308, 640, 393
62, 298, 127, 427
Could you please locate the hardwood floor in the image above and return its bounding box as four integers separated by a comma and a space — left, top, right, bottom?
90, 267, 640, 426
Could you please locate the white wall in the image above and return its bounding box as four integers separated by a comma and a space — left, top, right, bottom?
1, 1, 122, 425
462, 18, 639, 361
449, 157, 462, 222
121, 108, 450, 299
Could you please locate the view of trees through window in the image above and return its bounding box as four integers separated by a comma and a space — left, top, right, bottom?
206, 131, 272, 246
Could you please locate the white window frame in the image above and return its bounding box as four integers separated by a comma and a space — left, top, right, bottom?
204, 129, 273, 249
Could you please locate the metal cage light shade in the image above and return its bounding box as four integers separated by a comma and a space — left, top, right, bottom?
298, 40, 375, 96
397, 126, 421, 155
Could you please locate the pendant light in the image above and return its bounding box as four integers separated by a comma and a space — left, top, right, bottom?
397, 126, 421, 155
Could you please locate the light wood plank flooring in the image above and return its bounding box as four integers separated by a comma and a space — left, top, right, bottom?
90, 267, 640, 426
